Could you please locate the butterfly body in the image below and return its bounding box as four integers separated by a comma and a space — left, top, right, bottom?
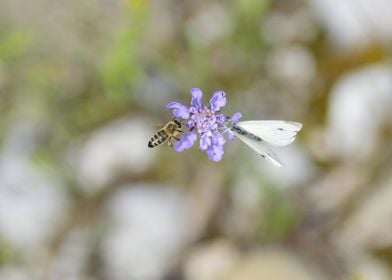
230, 123, 263, 141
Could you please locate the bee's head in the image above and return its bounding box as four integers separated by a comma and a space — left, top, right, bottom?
173, 119, 182, 127
167, 121, 181, 133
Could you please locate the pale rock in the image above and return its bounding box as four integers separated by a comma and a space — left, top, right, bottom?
73, 117, 156, 194
49, 228, 93, 280
0, 121, 69, 251
263, 144, 317, 189
263, 10, 317, 45
226, 249, 329, 280
310, 0, 392, 50
101, 184, 189, 280
333, 175, 392, 256
186, 3, 230, 47
238, 143, 316, 190
350, 257, 392, 280
266, 45, 316, 87
184, 240, 240, 280
327, 64, 392, 161
0, 266, 30, 280
307, 164, 365, 214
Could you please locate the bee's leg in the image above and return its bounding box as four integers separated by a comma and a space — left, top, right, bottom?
175, 132, 182, 141
218, 127, 229, 134
168, 137, 174, 148
173, 131, 182, 141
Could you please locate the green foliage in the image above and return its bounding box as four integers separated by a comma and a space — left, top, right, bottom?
231, 0, 270, 55
0, 237, 14, 265
259, 185, 299, 241
0, 30, 31, 62
100, 0, 148, 100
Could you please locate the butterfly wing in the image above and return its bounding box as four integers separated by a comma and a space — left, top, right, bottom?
236, 120, 302, 146
230, 129, 283, 167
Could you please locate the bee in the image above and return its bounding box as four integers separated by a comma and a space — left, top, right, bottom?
148, 119, 184, 148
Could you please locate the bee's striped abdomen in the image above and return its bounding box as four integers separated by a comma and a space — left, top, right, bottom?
148, 129, 168, 148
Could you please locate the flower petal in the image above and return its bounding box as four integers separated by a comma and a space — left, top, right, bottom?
227, 131, 236, 141
199, 132, 212, 151
206, 144, 224, 162
174, 131, 197, 152
230, 112, 242, 123
216, 114, 227, 123
212, 131, 226, 146
210, 91, 226, 111
191, 88, 203, 109
167, 102, 190, 119
186, 119, 195, 128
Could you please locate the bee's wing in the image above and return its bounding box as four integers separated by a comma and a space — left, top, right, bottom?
230, 129, 283, 167
236, 120, 302, 146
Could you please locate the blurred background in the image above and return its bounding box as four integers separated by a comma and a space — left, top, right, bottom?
0, 0, 392, 279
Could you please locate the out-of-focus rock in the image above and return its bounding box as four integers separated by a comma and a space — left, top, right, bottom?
237, 143, 316, 190
134, 73, 176, 111
327, 64, 392, 161
49, 228, 93, 280
350, 257, 392, 280
184, 240, 240, 280
185, 245, 330, 280
0, 121, 69, 251
333, 175, 392, 256
186, 3, 230, 48
0, 181, 67, 250
225, 249, 329, 280
263, 144, 317, 189
0, 266, 30, 280
266, 45, 316, 87
310, 0, 392, 50
72, 117, 156, 194
101, 184, 189, 280
263, 9, 317, 45
0, 0, 125, 60
145, 0, 177, 49
222, 171, 263, 238
307, 164, 365, 214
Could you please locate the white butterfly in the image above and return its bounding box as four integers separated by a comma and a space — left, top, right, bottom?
226, 120, 303, 167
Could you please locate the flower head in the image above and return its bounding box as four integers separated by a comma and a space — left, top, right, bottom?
167, 88, 241, 161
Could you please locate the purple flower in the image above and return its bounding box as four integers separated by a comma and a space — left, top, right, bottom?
207, 144, 224, 162
174, 131, 197, 152
210, 91, 226, 111
167, 102, 190, 119
227, 112, 242, 141
167, 88, 241, 162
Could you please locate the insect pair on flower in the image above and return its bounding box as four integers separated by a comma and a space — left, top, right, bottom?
148, 88, 302, 166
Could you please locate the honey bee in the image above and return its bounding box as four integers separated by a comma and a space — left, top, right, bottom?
148, 119, 184, 148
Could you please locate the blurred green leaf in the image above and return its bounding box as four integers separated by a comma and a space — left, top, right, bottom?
0, 237, 14, 264
231, 0, 270, 54
100, 0, 148, 100
259, 185, 299, 241
0, 30, 32, 61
